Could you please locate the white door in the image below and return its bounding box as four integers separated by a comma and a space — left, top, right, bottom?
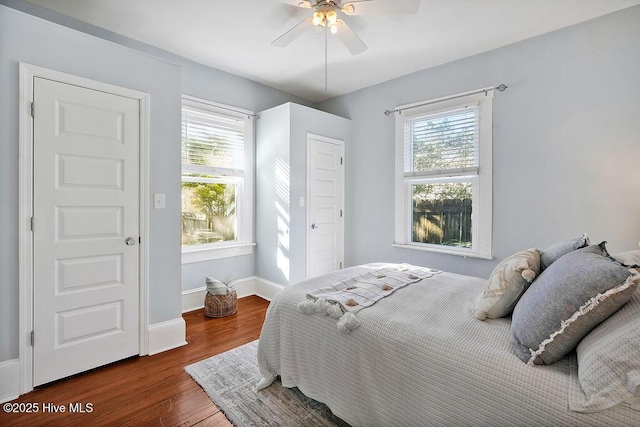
307, 135, 344, 278
32, 77, 140, 386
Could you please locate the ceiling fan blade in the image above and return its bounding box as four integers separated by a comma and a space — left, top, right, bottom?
272, 17, 313, 47
335, 19, 367, 55
342, 0, 420, 16
280, 0, 312, 8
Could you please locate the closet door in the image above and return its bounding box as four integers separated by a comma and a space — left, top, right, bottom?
32, 77, 140, 386
307, 134, 344, 278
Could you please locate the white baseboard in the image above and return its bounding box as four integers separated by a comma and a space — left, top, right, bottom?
182, 276, 285, 313
0, 359, 20, 404
254, 277, 286, 301
147, 317, 187, 356
181, 287, 208, 313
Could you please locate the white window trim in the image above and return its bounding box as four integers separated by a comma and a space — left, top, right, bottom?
181, 95, 255, 263
394, 88, 493, 259
182, 242, 256, 264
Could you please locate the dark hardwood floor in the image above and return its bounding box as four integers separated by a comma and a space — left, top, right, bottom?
0, 295, 270, 426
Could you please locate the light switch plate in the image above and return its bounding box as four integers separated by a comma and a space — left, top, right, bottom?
299, 197, 305, 208
154, 193, 166, 209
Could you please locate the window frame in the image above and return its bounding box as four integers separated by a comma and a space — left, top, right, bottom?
181, 95, 255, 263
393, 89, 493, 259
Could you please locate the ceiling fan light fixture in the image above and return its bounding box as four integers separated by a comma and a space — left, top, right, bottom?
312, 11, 325, 26
341, 3, 355, 15
298, 1, 312, 8
326, 10, 337, 25
330, 24, 338, 34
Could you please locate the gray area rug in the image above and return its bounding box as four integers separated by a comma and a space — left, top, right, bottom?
184, 340, 350, 427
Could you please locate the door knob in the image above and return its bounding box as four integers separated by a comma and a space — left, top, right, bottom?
125, 237, 137, 246
311, 223, 318, 230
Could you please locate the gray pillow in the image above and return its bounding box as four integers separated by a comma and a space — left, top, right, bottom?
539, 234, 589, 271
511, 243, 640, 365
569, 288, 640, 412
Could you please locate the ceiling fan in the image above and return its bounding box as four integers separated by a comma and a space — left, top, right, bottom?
273, 0, 421, 55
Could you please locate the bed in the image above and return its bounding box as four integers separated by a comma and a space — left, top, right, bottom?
256, 263, 640, 427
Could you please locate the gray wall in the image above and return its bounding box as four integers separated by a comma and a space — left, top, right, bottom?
256, 103, 351, 285
319, 6, 640, 279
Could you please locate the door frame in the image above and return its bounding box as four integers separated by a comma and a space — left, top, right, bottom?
18, 63, 151, 394
305, 133, 345, 279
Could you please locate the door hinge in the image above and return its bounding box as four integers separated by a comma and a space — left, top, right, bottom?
139, 236, 141, 244
339, 262, 343, 269
30, 217, 34, 231
340, 157, 343, 165
30, 331, 34, 346
340, 209, 343, 218
30, 102, 35, 118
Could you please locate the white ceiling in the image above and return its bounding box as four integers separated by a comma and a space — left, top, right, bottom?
24, 0, 640, 102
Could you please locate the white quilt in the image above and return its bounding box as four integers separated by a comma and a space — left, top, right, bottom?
257, 263, 640, 427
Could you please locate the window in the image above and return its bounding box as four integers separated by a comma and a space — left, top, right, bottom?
181, 96, 254, 262
394, 89, 493, 259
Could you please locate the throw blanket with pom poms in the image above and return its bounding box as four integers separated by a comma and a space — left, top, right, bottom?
298, 264, 440, 333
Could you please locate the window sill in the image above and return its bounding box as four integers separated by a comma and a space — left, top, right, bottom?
392, 243, 493, 260
182, 243, 256, 264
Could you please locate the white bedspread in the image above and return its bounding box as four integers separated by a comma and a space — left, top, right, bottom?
257, 264, 640, 427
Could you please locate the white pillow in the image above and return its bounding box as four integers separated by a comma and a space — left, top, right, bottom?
613, 250, 640, 266
474, 248, 540, 320
570, 288, 640, 412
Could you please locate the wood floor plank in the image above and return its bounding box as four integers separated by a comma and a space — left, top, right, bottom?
0, 295, 269, 427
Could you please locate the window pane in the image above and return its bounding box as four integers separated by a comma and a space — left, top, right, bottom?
412, 182, 472, 248
181, 182, 237, 246
410, 108, 478, 173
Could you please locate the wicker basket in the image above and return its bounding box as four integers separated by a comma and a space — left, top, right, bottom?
204, 290, 237, 318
